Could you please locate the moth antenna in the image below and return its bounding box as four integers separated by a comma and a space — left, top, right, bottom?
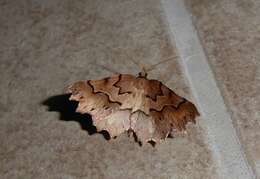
129, 58, 147, 72
129, 58, 142, 68
92, 62, 120, 74
128, 58, 149, 77
146, 55, 179, 73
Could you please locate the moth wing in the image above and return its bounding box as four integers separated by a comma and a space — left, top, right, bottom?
67, 81, 131, 138
130, 82, 200, 144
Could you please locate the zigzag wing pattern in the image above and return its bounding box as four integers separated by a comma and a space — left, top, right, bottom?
67, 74, 199, 144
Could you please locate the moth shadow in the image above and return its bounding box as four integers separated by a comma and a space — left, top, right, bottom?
42, 94, 110, 140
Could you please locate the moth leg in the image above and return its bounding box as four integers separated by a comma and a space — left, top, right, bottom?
180, 130, 188, 137
127, 129, 136, 138
168, 128, 178, 138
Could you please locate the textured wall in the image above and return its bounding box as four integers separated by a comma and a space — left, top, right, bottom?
185, 0, 260, 177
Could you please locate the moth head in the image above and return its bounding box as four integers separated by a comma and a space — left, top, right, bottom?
138, 71, 148, 78
137, 64, 148, 78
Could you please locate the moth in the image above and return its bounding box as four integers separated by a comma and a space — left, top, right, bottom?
66, 59, 199, 144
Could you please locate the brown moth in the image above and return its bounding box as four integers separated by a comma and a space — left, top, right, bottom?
66, 71, 200, 144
